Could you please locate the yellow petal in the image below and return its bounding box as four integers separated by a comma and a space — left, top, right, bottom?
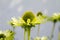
38, 16, 46, 23
19, 17, 26, 26
31, 17, 40, 25
10, 17, 20, 26
19, 17, 25, 24
4, 30, 14, 37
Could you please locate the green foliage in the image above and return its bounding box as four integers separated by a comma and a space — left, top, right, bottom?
34, 36, 48, 40
58, 13, 60, 21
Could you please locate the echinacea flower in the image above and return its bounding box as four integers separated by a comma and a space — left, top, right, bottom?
37, 12, 47, 23
21, 11, 40, 28
48, 13, 60, 23
10, 11, 40, 28
47, 13, 59, 40
36, 12, 47, 37
9, 11, 40, 40
21, 11, 40, 40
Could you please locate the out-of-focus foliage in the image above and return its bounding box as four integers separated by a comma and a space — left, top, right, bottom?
34, 37, 41, 40
34, 36, 48, 40
9, 11, 41, 40
41, 36, 48, 40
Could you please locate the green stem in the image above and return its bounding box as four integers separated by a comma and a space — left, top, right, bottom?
50, 23, 56, 40
27, 28, 31, 40
24, 29, 27, 40
58, 26, 60, 40
13, 27, 15, 40
58, 32, 60, 40
37, 24, 40, 36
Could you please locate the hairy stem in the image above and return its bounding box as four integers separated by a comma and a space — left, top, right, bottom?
24, 29, 27, 40
13, 27, 15, 40
37, 24, 40, 36
50, 23, 56, 40
28, 28, 31, 40
58, 26, 60, 40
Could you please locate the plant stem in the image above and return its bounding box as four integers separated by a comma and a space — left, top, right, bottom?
37, 24, 40, 36
24, 29, 27, 40
58, 26, 60, 40
58, 32, 60, 40
50, 23, 56, 40
27, 28, 31, 40
13, 27, 15, 40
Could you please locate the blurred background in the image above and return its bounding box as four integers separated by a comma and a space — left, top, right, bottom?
0, 0, 60, 40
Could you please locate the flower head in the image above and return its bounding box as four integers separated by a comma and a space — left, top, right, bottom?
21, 11, 40, 28
4, 30, 14, 37
0, 30, 14, 40
0, 31, 6, 39
48, 13, 59, 23
9, 17, 20, 27
37, 12, 47, 24
9, 11, 40, 28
